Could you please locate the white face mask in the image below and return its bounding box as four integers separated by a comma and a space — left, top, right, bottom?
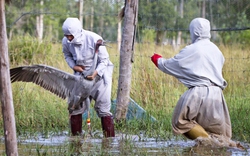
70, 31, 83, 45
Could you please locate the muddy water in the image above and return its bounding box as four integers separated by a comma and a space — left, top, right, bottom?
0, 132, 249, 155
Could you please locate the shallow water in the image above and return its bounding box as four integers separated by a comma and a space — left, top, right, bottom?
0, 132, 249, 156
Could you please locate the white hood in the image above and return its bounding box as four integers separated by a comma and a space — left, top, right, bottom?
62, 17, 83, 44
189, 18, 211, 43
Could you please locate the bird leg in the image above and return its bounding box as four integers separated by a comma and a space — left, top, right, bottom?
68, 96, 82, 114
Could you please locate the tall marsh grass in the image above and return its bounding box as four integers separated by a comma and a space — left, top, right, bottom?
3, 35, 250, 143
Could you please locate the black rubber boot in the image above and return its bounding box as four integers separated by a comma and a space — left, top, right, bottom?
70, 114, 82, 136
101, 116, 115, 137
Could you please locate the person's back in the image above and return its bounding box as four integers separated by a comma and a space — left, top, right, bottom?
151, 18, 236, 146
155, 18, 227, 89
176, 38, 226, 89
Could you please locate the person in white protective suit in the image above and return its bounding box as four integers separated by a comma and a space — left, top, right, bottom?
151, 18, 232, 140
62, 17, 115, 137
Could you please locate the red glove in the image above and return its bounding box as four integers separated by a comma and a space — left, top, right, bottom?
151, 53, 162, 67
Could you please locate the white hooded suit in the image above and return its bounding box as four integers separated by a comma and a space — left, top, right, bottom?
62, 18, 114, 117
157, 18, 232, 139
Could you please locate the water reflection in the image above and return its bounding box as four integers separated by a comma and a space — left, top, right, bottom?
0, 132, 249, 155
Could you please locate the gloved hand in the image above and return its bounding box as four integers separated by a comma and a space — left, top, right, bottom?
151, 53, 162, 67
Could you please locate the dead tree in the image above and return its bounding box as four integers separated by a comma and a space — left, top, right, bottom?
0, 0, 18, 155
36, 0, 44, 41
115, 0, 138, 121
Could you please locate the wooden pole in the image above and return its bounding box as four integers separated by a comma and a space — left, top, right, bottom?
115, 0, 138, 120
79, 0, 83, 24
0, 0, 18, 155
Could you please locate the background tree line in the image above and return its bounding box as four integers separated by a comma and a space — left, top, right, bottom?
5, 0, 250, 46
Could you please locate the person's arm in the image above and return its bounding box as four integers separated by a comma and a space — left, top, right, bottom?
62, 42, 76, 70
151, 52, 182, 77
86, 51, 109, 80
73, 65, 85, 72
85, 39, 108, 80
95, 45, 110, 77
64, 46, 85, 72
62, 40, 85, 73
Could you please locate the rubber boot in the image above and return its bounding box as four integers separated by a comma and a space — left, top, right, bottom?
184, 124, 209, 140
70, 114, 82, 136
101, 116, 115, 137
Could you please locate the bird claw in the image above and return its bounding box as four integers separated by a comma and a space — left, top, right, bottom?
68, 105, 78, 114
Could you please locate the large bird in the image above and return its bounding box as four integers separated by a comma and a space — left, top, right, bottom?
10, 40, 103, 113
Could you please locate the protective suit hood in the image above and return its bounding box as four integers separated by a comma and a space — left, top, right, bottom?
189, 18, 211, 43
62, 17, 83, 44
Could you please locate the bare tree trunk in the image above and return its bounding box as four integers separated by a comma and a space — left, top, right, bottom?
90, 6, 94, 31
156, 30, 164, 45
36, 0, 43, 41
0, 0, 18, 155
172, 5, 177, 49
209, 0, 217, 41
98, 15, 104, 36
172, 35, 176, 50
117, 0, 122, 52
202, 0, 206, 18
198, 1, 201, 17
117, 21, 121, 52
98, 1, 104, 36
115, 0, 138, 121
176, 0, 183, 49
79, 0, 83, 24
85, 14, 89, 29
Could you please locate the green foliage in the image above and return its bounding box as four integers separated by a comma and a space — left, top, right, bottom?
141, 29, 155, 43
228, 97, 250, 142
8, 35, 52, 65
219, 30, 250, 46
12, 83, 69, 135
5, 0, 250, 45
240, 30, 250, 45
138, 0, 176, 44
217, 12, 250, 46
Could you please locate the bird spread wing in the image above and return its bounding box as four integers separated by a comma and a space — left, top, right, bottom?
10, 64, 80, 100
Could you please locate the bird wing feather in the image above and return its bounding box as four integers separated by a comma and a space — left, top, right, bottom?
10, 64, 80, 100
